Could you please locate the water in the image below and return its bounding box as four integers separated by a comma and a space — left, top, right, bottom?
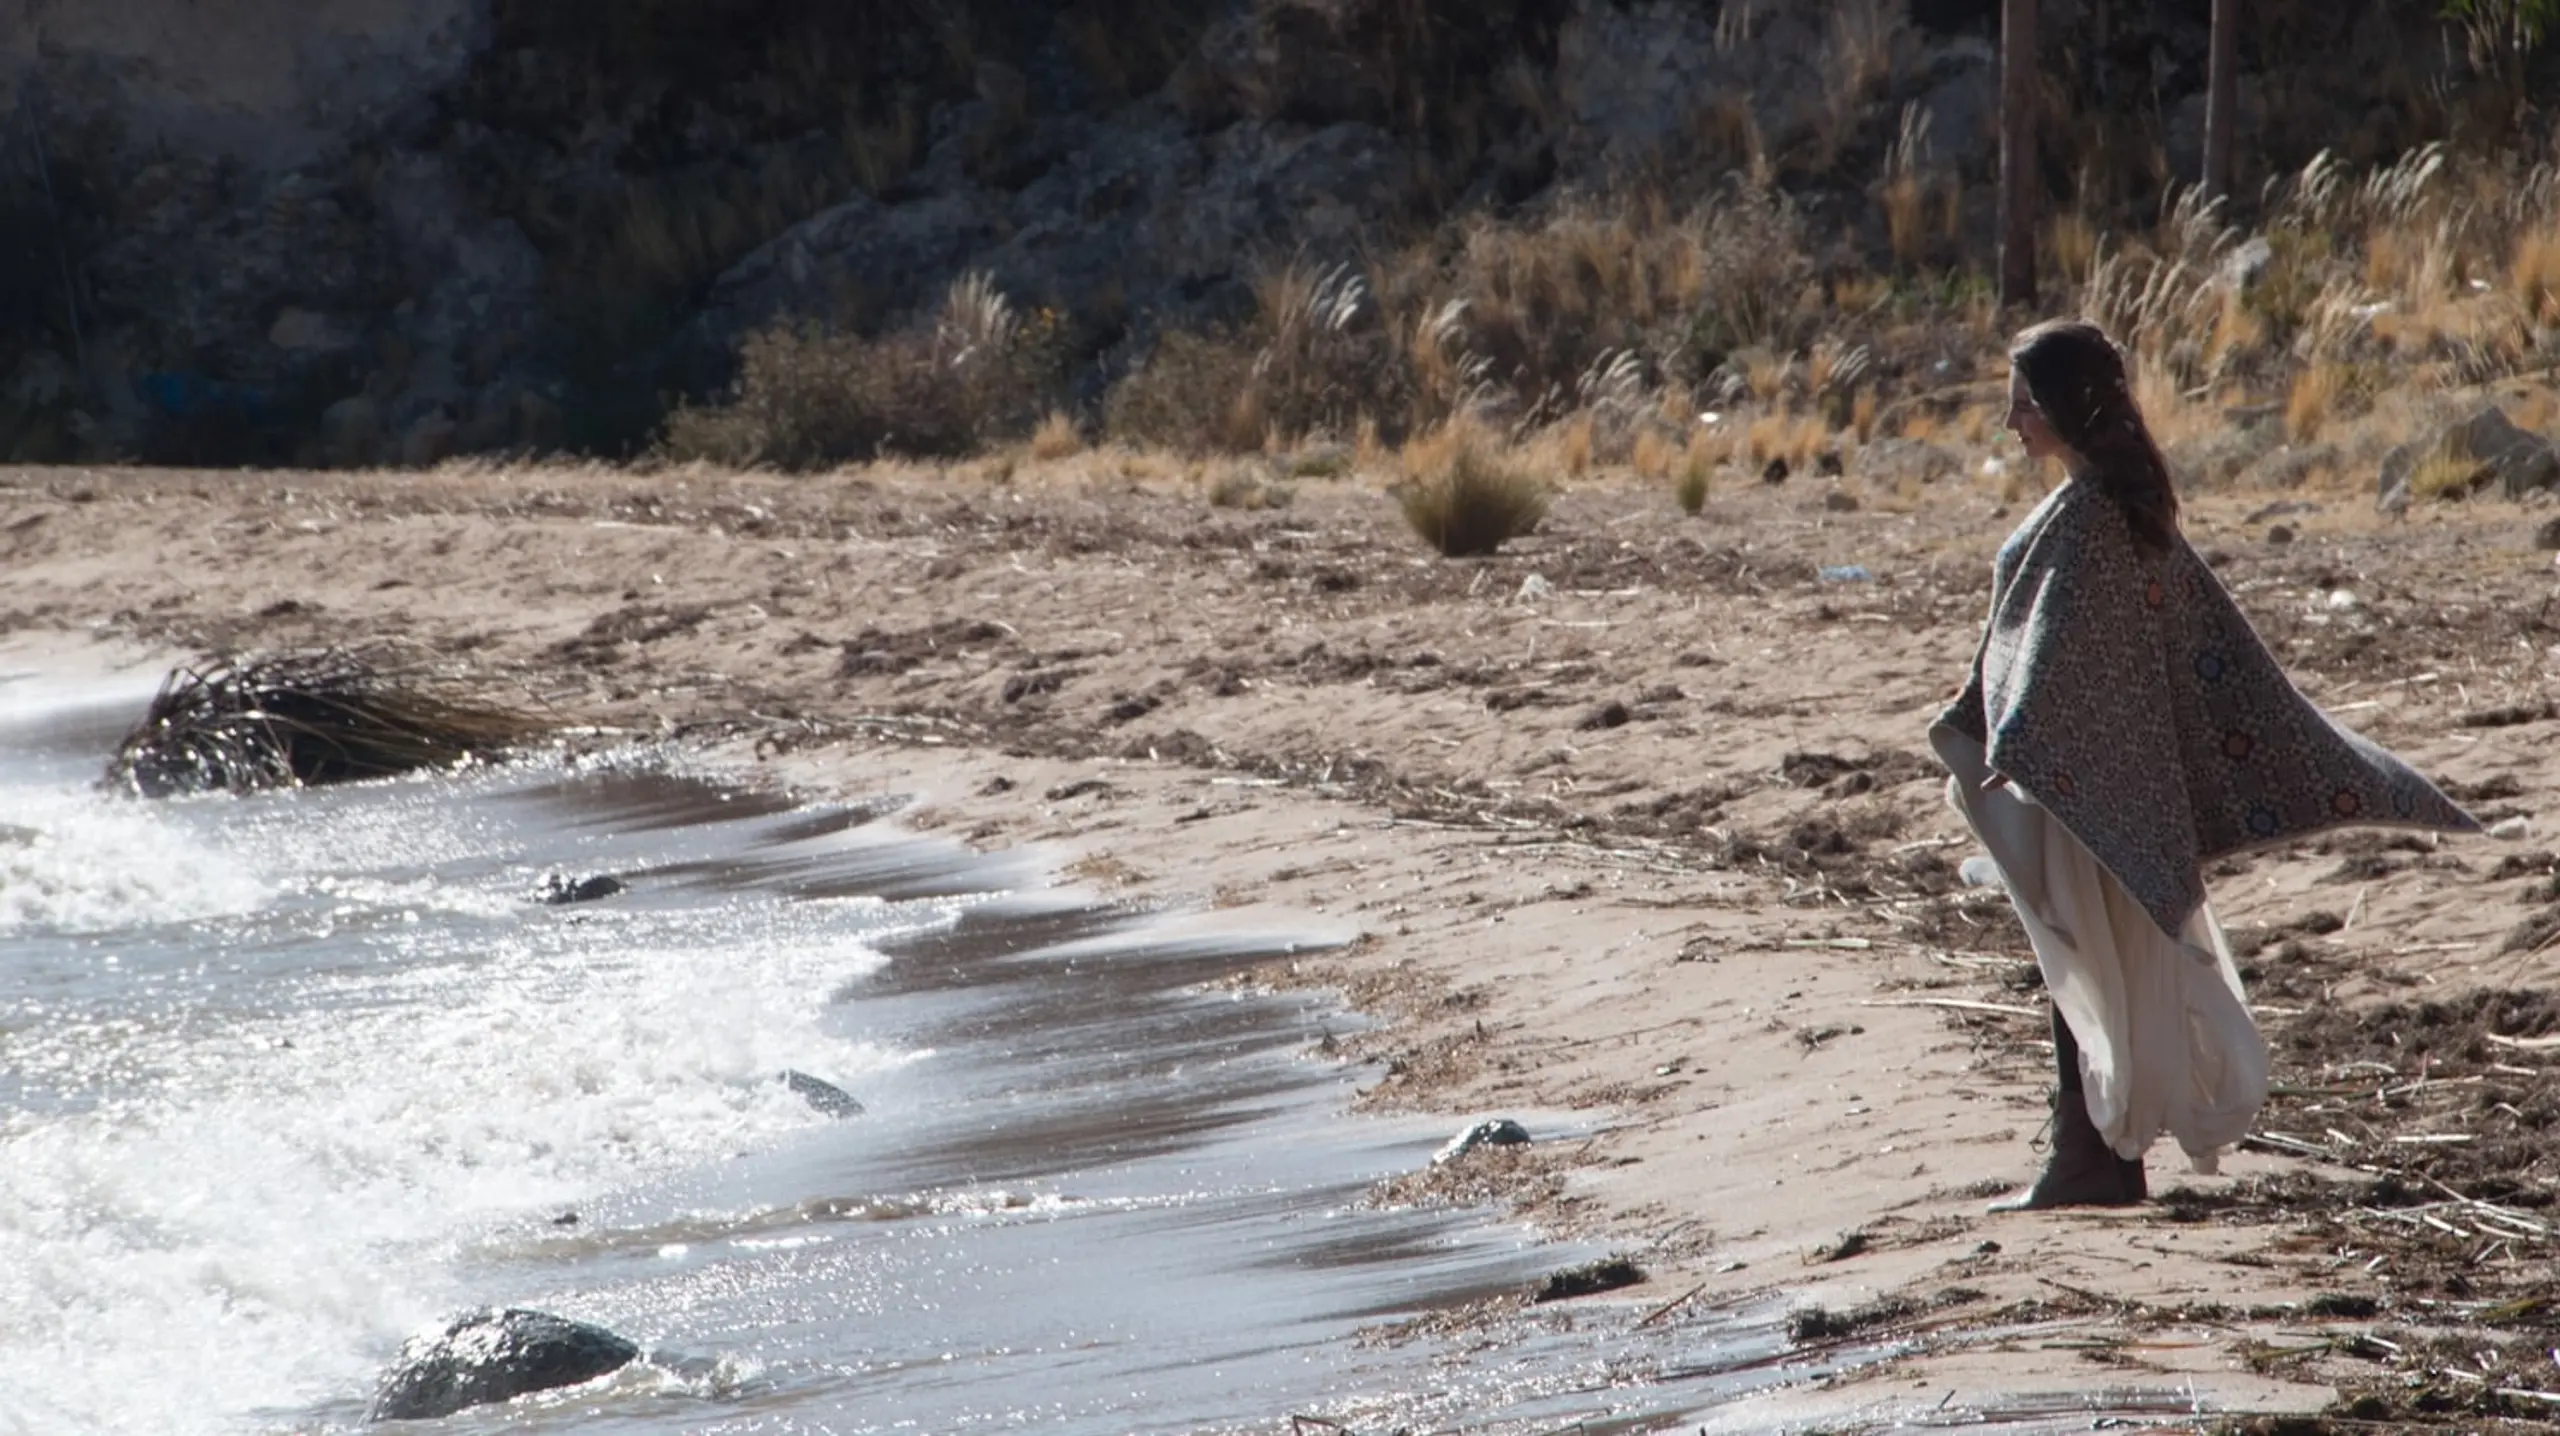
0, 668, 1627, 1435
0, 663, 2258, 1436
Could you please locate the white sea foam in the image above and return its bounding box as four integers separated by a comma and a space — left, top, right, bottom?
0, 909, 897, 1434
0, 788, 272, 936
0, 760, 900, 1435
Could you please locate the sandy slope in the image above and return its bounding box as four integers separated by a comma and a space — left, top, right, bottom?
6, 455, 2557, 1428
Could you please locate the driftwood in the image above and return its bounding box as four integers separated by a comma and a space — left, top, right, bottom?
105, 649, 541, 797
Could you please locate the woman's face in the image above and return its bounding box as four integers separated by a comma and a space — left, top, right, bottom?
2004, 370, 2072, 463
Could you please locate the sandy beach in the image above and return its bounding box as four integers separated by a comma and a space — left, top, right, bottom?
7, 454, 2557, 1430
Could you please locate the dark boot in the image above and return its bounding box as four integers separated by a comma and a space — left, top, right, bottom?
1989, 1089, 2147, 1211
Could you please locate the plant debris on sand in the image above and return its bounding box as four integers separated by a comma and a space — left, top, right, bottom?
1943, 941, 2560, 1430
106, 649, 544, 797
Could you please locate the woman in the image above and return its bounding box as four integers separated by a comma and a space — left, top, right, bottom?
1931, 319, 2480, 1209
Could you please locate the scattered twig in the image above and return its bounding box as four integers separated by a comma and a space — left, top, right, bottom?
2484, 1031, 2560, 1052
2036, 1276, 2128, 1309
1860, 997, 2042, 1018
1631, 1278, 1714, 1329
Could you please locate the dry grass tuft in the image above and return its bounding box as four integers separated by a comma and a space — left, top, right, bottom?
1746, 409, 1828, 467
1398, 422, 1551, 557
1556, 411, 1595, 477
1879, 102, 1934, 270
1675, 429, 1716, 514
2513, 225, 2560, 324
1850, 387, 1879, 442
1206, 464, 1293, 510
1632, 426, 1678, 480
2286, 363, 2343, 444
1449, 177, 1809, 402
1030, 409, 1083, 460
2411, 449, 2487, 501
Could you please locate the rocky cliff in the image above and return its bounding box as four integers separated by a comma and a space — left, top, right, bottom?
0, 0, 2524, 466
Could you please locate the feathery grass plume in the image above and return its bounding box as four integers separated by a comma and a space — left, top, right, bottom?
1879, 102, 1933, 270
2047, 210, 2100, 288
2286, 362, 2344, 443
106, 650, 543, 798
1575, 347, 1652, 462
1398, 421, 1549, 558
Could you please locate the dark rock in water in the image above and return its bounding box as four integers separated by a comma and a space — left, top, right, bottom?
1433, 1117, 1531, 1165
780, 1069, 865, 1118
368, 1308, 638, 1423
1533, 1256, 1644, 1303
541, 873, 626, 905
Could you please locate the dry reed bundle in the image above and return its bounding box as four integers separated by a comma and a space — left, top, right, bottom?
105, 650, 542, 798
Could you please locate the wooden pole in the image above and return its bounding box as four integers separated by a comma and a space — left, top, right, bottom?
2204, 0, 2239, 203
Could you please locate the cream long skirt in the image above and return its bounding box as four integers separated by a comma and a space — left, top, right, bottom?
1932, 729, 2271, 1170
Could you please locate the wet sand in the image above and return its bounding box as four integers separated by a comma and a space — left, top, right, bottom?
6, 456, 2557, 1428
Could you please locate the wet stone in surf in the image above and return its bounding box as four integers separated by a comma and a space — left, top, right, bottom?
369, 1307, 639, 1422
1433, 1117, 1530, 1164
780, 1068, 865, 1118
541, 872, 627, 904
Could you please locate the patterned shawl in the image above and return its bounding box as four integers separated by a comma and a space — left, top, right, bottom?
1932, 477, 2479, 939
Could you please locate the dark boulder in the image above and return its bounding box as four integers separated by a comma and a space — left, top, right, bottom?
369, 1307, 638, 1423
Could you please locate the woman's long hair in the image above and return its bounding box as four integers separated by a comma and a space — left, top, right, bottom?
2009, 319, 2181, 553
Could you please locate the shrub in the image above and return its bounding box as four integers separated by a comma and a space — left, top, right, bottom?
1105, 259, 1409, 453
662, 272, 1056, 468
1397, 422, 1549, 557
1245, 261, 1409, 442
1676, 178, 1814, 373
1102, 328, 1265, 451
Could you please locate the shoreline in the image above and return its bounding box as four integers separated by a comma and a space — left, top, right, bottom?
9, 458, 2557, 1429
